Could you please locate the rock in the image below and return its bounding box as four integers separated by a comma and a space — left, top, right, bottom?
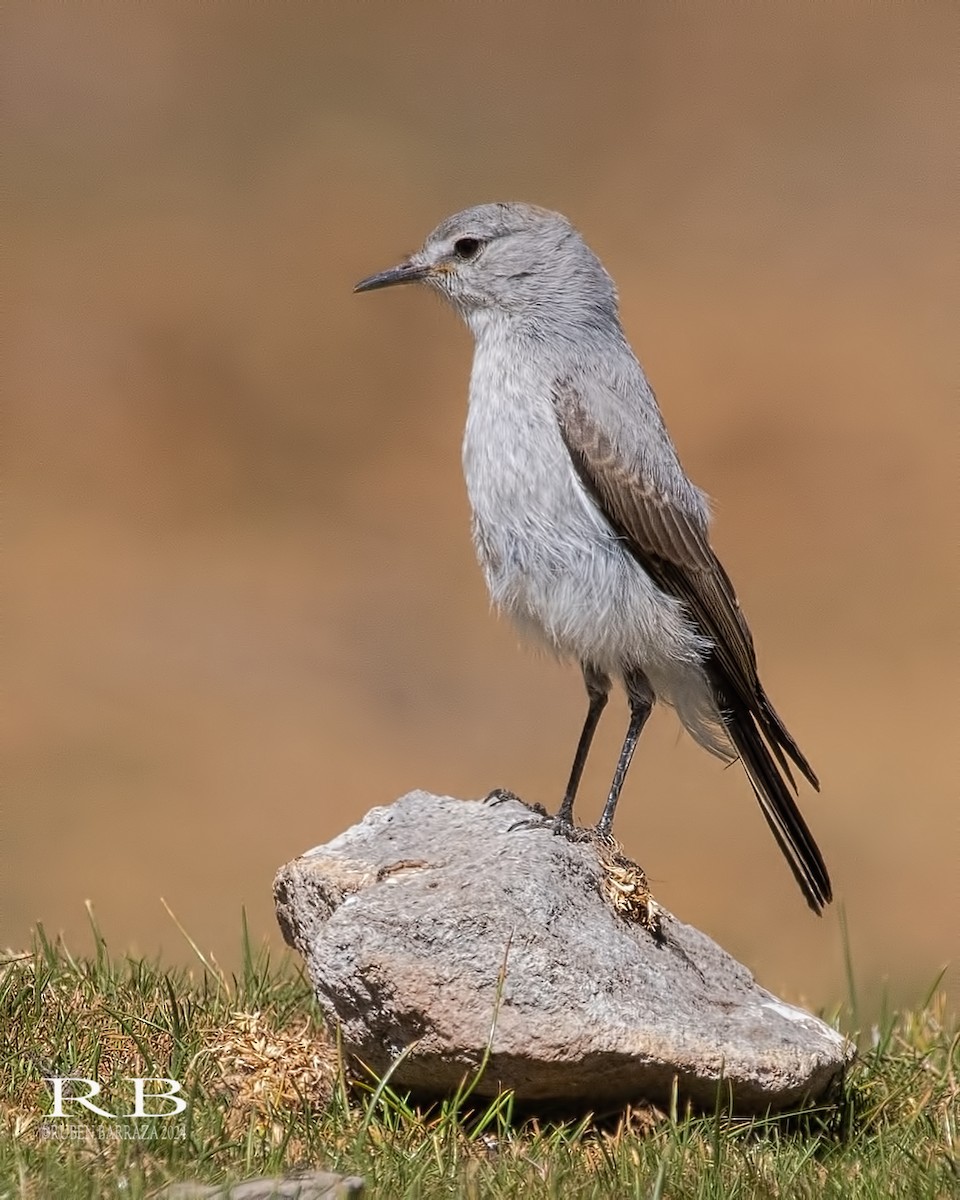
160, 1171, 364, 1198
274, 791, 854, 1113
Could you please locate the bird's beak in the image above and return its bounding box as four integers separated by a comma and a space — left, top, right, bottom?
353, 259, 431, 293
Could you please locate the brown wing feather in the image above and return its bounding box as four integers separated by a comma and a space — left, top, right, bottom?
555, 385, 758, 697
552, 379, 831, 912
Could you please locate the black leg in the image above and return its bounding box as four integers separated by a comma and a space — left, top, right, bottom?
595, 668, 654, 837
556, 665, 611, 826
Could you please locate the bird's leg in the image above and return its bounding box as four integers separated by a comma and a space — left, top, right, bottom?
595, 668, 654, 837
555, 665, 611, 827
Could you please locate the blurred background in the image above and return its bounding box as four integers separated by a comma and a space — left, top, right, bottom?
3, 3, 956, 1016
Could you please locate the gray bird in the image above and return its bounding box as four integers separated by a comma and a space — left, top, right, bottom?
355, 202, 831, 913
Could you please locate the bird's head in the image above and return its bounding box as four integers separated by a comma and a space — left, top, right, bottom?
354, 202, 618, 333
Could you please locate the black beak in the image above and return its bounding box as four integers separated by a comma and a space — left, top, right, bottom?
353, 260, 430, 293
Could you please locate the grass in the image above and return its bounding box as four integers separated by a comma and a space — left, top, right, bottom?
1, 912, 956, 1199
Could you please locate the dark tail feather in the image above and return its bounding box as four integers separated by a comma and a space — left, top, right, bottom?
758, 688, 820, 792
721, 692, 832, 914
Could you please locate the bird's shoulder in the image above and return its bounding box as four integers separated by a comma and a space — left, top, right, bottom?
551, 365, 712, 546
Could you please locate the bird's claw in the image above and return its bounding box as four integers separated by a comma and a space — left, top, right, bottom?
506, 814, 547, 832
483, 787, 524, 808
504, 811, 594, 840
484, 788, 550, 820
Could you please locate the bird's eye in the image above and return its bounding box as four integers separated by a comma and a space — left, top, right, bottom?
453, 237, 482, 261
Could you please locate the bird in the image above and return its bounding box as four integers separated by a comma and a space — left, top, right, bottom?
354, 202, 831, 913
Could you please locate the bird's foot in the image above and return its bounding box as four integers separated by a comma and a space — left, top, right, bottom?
483, 788, 550, 818
503, 810, 594, 840
547, 815, 594, 842
488, 790, 610, 843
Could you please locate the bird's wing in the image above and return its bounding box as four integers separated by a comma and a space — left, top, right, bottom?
551, 376, 831, 912
552, 377, 759, 706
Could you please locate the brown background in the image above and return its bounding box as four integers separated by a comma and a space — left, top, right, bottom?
3, 4, 956, 1015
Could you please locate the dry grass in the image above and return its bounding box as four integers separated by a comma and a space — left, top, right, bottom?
205, 1010, 336, 1142
595, 839, 662, 935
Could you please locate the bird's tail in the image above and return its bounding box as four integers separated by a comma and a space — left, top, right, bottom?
719, 687, 832, 914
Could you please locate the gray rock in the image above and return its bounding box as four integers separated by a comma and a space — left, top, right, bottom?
274, 791, 854, 1113
160, 1171, 364, 1198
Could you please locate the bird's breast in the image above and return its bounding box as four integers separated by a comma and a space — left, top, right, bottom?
461, 344, 627, 644
458, 337, 708, 682
462, 346, 592, 558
